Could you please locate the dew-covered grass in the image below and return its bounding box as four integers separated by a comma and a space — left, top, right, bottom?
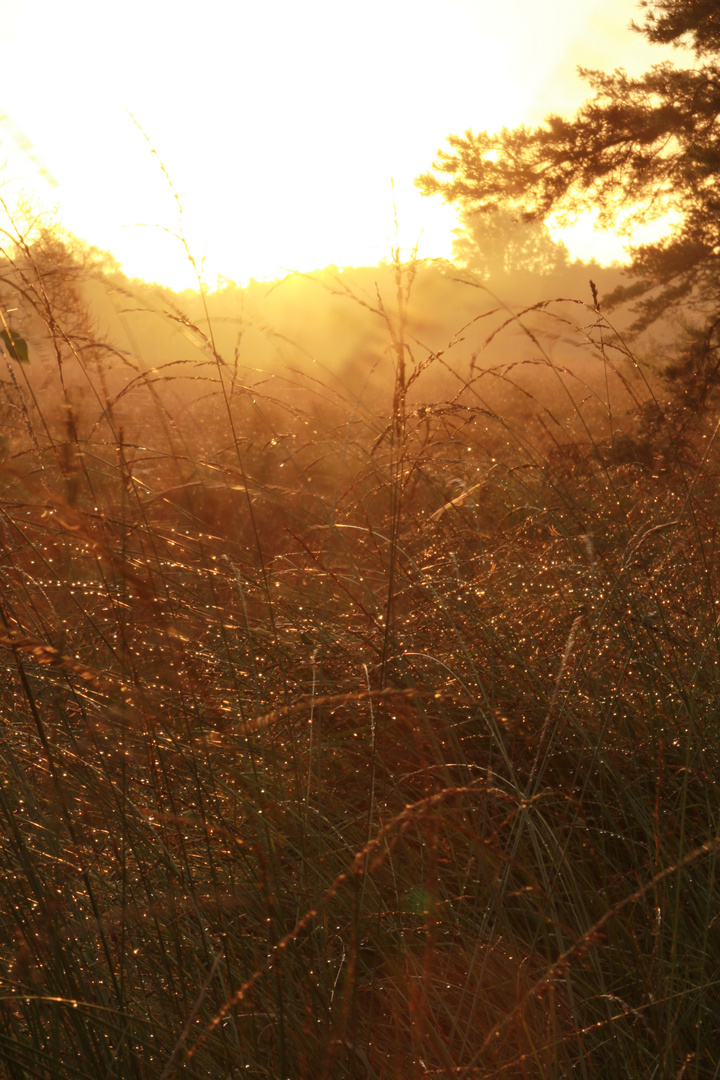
0, 232, 718, 1078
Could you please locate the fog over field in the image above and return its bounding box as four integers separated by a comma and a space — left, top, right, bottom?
1, 0, 719, 1075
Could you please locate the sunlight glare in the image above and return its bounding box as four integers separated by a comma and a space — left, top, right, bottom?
0, 0, 680, 287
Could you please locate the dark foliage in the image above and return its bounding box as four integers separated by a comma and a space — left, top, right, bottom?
417, 0, 720, 338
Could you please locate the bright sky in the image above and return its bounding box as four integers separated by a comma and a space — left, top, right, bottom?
0, 0, 677, 289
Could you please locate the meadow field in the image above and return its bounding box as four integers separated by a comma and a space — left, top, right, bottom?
0, 224, 718, 1078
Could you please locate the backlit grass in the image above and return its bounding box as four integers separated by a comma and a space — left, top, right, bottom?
0, 226, 718, 1079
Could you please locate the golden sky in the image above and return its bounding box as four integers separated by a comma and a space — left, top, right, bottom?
0, 0, 677, 289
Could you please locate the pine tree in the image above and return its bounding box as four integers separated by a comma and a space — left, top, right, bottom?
417, 0, 720, 333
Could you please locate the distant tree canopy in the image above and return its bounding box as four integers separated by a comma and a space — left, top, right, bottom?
0, 204, 119, 370
451, 207, 570, 279
417, 0, 720, 334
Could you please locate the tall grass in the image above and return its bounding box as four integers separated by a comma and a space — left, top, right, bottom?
0, 218, 718, 1080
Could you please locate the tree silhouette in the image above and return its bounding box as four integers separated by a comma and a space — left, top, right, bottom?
452, 206, 570, 279
417, 0, 720, 333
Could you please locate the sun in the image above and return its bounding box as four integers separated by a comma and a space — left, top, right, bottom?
0, 0, 676, 288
